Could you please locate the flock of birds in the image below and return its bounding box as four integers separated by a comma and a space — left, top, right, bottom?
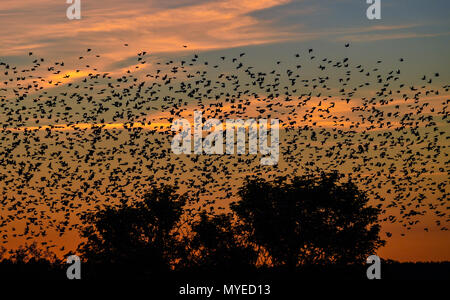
0, 43, 448, 252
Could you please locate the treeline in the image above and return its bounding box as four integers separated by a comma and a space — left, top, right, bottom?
1, 172, 448, 280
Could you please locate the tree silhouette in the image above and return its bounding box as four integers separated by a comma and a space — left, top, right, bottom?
78, 184, 187, 278
231, 172, 385, 269
76, 174, 385, 278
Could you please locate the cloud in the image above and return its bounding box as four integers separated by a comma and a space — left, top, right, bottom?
1, 0, 448, 75
0, 0, 297, 65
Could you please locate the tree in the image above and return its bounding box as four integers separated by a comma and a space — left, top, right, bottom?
78, 184, 187, 278
231, 172, 385, 269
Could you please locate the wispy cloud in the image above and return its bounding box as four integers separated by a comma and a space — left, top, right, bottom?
0, 0, 297, 59
1, 0, 448, 74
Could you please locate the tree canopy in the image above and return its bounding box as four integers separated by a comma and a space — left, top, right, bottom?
231, 172, 385, 268
72, 172, 385, 277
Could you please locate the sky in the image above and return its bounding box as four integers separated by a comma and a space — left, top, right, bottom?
0, 0, 449, 262
1, 0, 449, 70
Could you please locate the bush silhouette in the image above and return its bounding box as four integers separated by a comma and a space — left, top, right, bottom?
0, 243, 63, 279
231, 172, 385, 269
